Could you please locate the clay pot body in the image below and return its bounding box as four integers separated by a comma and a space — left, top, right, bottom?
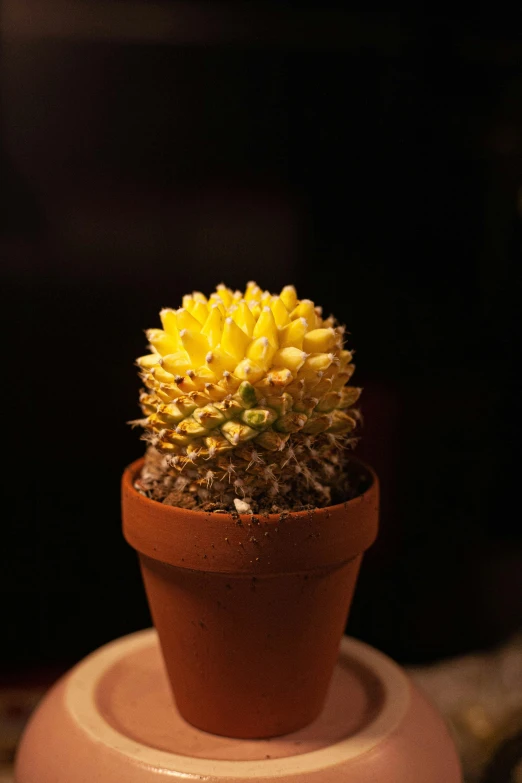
122, 458, 378, 738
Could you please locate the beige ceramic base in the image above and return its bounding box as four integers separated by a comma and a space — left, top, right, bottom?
15, 629, 461, 782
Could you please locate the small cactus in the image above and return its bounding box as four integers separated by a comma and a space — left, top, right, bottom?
133, 283, 362, 512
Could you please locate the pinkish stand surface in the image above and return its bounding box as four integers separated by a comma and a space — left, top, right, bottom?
15, 629, 461, 782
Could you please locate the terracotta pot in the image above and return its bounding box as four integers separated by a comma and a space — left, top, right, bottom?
122, 457, 379, 739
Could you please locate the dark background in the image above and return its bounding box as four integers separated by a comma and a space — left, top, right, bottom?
2, 3, 521, 676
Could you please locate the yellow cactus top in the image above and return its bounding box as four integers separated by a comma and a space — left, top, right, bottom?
135, 283, 360, 510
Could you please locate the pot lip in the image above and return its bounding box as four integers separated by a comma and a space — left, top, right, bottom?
122, 456, 379, 573
123, 455, 378, 523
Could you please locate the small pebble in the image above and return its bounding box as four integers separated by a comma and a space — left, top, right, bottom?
234, 498, 253, 514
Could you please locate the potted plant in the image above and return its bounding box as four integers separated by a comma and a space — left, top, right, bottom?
122, 282, 379, 738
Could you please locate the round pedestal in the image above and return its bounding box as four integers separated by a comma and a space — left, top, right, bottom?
15, 629, 461, 782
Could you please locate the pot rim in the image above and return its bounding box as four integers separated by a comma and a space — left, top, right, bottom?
124, 456, 377, 523
122, 457, 379, 574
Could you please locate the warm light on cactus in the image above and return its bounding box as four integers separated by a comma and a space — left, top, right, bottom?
133, 283, 362, 512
